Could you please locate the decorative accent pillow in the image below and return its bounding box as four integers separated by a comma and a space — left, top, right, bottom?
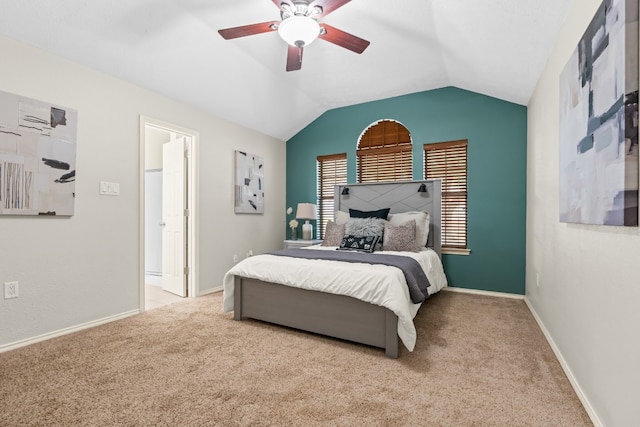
348, 208, 390, 219
387, 211, 430, 247
338, 235, 380, 253
321, 221, 345, 246
345, 217, 385, 238
383, 220, 419, 252
334, 210, 350, 225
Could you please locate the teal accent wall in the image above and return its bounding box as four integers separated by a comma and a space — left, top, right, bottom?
286, 87, 527, 295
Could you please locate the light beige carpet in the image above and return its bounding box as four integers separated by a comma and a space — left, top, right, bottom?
0, 291, 592, 426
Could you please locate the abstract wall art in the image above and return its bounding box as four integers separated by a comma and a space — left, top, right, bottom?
559, 0, 639, 226
0, 90, 78, 216
234, 150, 264, 214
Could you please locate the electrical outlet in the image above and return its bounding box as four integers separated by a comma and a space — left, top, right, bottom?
4, 281, 18, 299
536, 272, 540, 287
233, 254, 238, 263
247, 250, 253, 257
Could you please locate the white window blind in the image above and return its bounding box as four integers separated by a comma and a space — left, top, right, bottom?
424, 140, 468, 249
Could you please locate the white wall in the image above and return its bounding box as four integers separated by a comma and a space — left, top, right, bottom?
527, 1, 640, 426
0, 35, 286, 348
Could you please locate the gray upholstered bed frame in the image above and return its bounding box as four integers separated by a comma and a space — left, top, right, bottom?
234, 180, 442, 358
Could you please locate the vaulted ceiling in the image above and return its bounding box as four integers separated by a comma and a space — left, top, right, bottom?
0, 0, 573, 140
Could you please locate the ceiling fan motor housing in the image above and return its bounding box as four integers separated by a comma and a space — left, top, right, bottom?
280, 1, 323, 20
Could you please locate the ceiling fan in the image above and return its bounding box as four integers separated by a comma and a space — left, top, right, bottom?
218, 0, 370, 72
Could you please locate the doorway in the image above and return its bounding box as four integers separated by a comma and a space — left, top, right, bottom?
139, 117, 198, 311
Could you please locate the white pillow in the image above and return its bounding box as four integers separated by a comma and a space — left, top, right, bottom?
387, 211, 430, 247
334, 210, 350, 225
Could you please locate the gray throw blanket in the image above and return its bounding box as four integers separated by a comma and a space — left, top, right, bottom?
269, 248, 431, 303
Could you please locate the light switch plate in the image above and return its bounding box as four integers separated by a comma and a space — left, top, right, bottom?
99, 181, 120, 196
4, 281, 18, 299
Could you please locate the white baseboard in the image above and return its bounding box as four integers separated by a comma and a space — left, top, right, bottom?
1, 287, 223, 354
443, 286, 525, 300
199, 286, 222, 296
0, 309, 140, 354
524, 297, 603, 427
445, 287, 601, 425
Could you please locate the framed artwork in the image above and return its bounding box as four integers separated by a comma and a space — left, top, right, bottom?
559, 0, 638, 226
0, 90, 78, 216
234, 150, 264, 214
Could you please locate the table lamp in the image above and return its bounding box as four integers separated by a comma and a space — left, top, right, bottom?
296, 203, 317, 240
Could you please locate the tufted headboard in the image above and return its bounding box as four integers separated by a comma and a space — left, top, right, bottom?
335, 180, 442, 257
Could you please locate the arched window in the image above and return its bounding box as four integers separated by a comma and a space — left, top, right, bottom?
357, 120, 413, 183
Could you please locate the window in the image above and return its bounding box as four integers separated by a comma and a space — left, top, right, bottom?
316, 153, 347, 238
424, 140, 468, 251
357, 120, 412, 183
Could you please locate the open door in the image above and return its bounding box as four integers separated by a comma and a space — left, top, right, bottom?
161, 136, 187, 297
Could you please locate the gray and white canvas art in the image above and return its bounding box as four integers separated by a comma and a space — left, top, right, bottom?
0, 90, 78, 216
234, 150, 264, 214
559, 0, 639, 226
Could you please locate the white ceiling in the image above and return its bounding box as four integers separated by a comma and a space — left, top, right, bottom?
0, 0, 573, 141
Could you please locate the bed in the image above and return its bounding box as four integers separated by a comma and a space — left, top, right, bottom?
222, 180, 447, 358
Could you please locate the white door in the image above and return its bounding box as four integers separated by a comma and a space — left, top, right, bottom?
144, 170, 162, 275
162, 137, 187, 297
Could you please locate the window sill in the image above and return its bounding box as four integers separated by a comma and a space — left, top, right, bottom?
442, 248, 471, 256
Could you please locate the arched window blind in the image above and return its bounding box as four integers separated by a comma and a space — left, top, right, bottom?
316, 153, 347, 238
424, 140, 468, 250
357, 120, 413, 183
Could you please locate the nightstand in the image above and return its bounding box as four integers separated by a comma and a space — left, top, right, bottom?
284, 239, 323, 249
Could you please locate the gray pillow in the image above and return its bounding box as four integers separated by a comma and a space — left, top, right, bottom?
321, 221, 345, 246
345, 217, 385, 251
387, 211, 430, 247
383, 220, 419, 252
345, 217, 385, 238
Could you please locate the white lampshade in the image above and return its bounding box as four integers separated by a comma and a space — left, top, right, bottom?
278, 16, 320, 47
296, 203, 317, 240
296, 203, 317, 220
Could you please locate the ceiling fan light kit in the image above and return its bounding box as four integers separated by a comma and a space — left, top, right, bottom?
278, 15, 320, 47
218, 0, 370, 71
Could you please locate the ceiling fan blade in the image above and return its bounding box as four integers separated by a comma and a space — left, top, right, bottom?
218, 21, 278, 39
312, 0, 352, 17
319, 24, 369, 54
286, 45, 303, 71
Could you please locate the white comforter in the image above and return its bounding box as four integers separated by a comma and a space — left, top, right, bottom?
222, 246, 448, 351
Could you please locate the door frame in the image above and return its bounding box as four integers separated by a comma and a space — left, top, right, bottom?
139, 116, 199, 312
